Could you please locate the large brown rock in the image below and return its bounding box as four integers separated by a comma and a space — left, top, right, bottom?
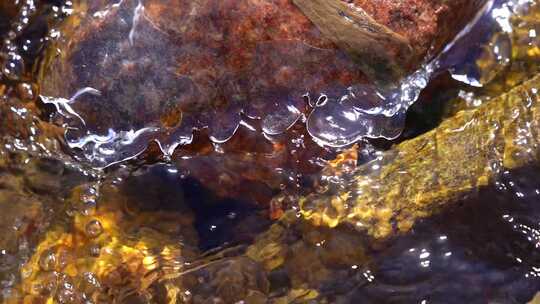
41, 0, 365, 139
39, 0, 485, 166
42, 0, 481, 139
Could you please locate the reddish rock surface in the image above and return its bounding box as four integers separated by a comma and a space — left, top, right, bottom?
350, 0, 486, 62
41, 0, 366, 136
36, 0, 488, 194
293, 0, 487, 82
42, 0, 485, 137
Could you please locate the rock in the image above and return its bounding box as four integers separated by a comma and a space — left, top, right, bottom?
244, 212, 370, 300
182, 257, 270, 303
529, 292, 540, 304
40, 0, 365, 145
39, 0, 485, 166
300, 72, 540, 238
17, 177, 199, 304
0, 2, 18, 35
0, 145, 95, 303
293, 0, 487, 82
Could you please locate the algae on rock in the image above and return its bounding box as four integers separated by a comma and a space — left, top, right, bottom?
300, 73, 540, 238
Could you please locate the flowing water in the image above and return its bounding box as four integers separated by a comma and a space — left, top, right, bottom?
1, 0, 540, 303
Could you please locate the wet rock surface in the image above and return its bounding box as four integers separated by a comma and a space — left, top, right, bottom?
350, 0, 486, 61
294, 0, 487, 82
38, 0, 488, 167
40, 0, 366, 165
301, 73, 540, 237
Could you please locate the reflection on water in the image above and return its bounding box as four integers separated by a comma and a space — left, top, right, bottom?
352, 166, 540, 303
1, 0, 540, 303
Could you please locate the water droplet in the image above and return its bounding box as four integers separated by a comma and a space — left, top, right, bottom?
306, 85, 407, 147
89, 245, 101, 257
85, 220, 103, 238
39, 250, 56, 272
1, 52, 24, 81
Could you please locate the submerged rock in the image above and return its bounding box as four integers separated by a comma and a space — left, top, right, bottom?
40, 0, 364, 165
13, 66, 540, 304
18, 176, 199, 304
0, 146, 94, 303
39, 0, 485, 166
300, 72, 540, 238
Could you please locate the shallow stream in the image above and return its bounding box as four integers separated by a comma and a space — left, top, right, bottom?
2, 0, 540, 303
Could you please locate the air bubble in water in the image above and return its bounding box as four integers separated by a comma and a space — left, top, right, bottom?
39, 250, 56, 272
1, 52, 24, 81
261, 99, 303, 135
89, 245, 101, 257
85, 220, 103, 238
306, 85, 409, 147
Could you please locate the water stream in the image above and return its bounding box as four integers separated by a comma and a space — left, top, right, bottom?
1, 0, 540, 303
